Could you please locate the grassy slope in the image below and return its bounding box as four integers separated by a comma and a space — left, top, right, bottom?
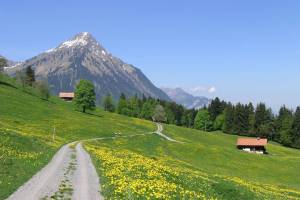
1, 74, 300, 199
0, 75, 154, 199
164, 125, 300, 190
85, 127, 300, 199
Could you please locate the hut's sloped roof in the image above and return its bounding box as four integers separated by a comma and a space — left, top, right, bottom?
237, 138, 268, 146
59, 92, 74, 98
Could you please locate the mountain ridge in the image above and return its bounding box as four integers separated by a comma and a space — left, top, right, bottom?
161, 87, 210, 109
5, 32, 170, 101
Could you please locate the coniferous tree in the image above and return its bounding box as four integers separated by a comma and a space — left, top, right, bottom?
129, 95, 140, 117
232, 103, 242, 134
0, 57, 7, 73
16, 70, 27, 88
275, 106, 293, 145
208, 97, 224, 121
35, 80, 50, 100
169, 102, 184, 126
254, 103, 272, 137
103, 94, 115, 112
222, 103, 234, 133
247, 103, 255, 135
117, 93, 127, 114
25, 66, 35, 86
232, 103, 249, 135
291, 107, 300, 148
164, 103, 176, 124
140, 100, 155, 120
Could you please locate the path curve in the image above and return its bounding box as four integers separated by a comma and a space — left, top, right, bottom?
154, 123, 183, 143
7, 124, 179, 200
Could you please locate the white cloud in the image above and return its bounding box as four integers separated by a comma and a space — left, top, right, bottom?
208, 86, 216, 93
186, 85, 217, 96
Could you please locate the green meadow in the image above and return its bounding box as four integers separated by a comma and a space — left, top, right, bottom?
1, 74, 300, 199
0, 74, 154, 199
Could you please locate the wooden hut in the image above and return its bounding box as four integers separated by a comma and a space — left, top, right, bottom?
236, 138, 268, 154
59, 92, 74, 101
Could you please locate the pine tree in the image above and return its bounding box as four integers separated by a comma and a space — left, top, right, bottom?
129, 95, 140, 117
35, 80, 50, 100
140, 100, 155, 120
0, 57, 7, 73
164, 103, 176, 124
275, 106, 293, 145
222, 104, 234, 133
208, 97, 224, 120
117, 93, 127, 114
254, 103, 272, 137
169, 102, 184, 126
232, 103, 249, 135
181, 109, 197, 128
25, 66, 35, 86
291, 107, 300, 148
247, 103, 255, 135
103, 94, 115, 112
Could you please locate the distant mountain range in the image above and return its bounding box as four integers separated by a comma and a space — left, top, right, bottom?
161, 87, 210, 109
4, 32, 170, 101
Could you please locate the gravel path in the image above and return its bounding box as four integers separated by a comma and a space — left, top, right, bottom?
6, 143, 103, 200
72, 143, 103, 200
6, 124, 178, 200
7, 144, 75, 200
154, 123, 183, 143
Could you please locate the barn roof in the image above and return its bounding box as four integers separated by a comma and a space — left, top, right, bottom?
237, 138, 268, 147
59, 92, 75, 98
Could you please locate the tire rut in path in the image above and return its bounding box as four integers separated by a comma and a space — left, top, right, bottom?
72, 143, 103, 200
7, 145, 74, 200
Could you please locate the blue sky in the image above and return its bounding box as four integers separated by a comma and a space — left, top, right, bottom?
1, 0, 300, 110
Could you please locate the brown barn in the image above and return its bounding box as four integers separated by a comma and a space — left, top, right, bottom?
59, 92, 74, 101
236, 138, 268, 154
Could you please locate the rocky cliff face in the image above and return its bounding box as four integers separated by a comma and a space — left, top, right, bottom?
5, 32, 170, 101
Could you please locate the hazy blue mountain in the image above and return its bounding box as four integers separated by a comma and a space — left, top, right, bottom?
161, 87, 210, 109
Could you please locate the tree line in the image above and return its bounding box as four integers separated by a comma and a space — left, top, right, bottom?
101, 93, 300, 149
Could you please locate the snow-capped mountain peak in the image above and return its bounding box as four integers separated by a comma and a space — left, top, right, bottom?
46, 32, 103, 53
5, 32, 170, 101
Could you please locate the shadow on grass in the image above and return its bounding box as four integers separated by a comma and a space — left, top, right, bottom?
0, 81, 18, 89
75, 110, 104, 118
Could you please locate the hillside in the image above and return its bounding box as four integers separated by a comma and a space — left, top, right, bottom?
1, 75, 300, 199
4, 32, 170, 101
0, 74, 155, 199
